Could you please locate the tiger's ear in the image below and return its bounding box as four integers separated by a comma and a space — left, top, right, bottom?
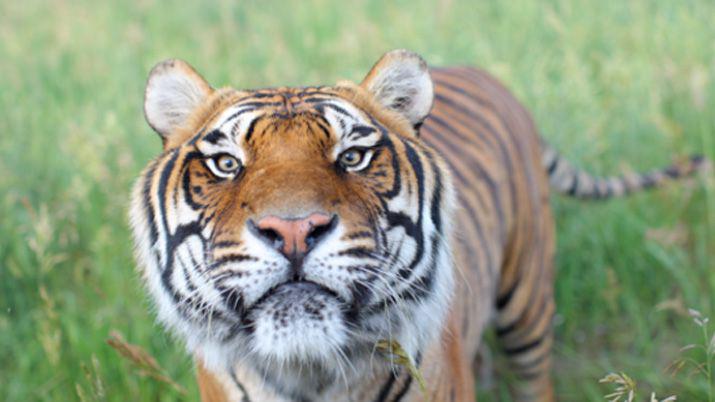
144, 59, 213, 139
360, 49, 434, 126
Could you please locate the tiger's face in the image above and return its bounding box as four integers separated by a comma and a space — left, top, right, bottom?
130, 50, 455, 393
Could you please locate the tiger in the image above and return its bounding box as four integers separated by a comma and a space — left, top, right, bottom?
129, 49, 707, 401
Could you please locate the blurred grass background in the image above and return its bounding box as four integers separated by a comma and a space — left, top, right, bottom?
1, 0, 713, 400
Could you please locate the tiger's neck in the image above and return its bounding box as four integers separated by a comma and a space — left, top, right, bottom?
195, 317, 474, 402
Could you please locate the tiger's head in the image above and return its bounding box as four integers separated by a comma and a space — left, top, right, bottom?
129, 50, 455, 394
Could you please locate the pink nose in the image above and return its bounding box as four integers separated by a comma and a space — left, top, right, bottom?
253, 213, 336, 259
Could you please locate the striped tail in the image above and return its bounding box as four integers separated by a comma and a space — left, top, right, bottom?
541, 144, 710, 199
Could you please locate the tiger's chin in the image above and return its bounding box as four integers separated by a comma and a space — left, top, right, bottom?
193, 281, 356, 383
248, 281, 350, 365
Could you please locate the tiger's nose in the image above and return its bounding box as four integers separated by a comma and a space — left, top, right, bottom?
250, 213, 337, 263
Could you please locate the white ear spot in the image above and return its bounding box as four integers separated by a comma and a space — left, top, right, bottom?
144, 59, 212, 139
360, 49, 434, 125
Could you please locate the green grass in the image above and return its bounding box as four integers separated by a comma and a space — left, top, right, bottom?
1, 0, 713, 400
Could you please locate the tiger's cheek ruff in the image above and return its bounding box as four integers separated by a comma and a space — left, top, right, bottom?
129, 155, 229, 356
128, 150, 266, 360
364, 140, 457, 361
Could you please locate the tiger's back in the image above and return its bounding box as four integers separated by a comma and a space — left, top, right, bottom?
422, 67, 556, 398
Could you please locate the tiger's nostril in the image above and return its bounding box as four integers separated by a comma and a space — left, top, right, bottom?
305, 215, 338, 249
256, 227, 283, 250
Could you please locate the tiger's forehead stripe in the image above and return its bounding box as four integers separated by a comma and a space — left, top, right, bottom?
199, 89, 383, 149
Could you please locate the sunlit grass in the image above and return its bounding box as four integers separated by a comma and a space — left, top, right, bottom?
0, 0, 713, 400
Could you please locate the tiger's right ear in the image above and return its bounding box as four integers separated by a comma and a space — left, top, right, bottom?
359, 50, 433, 126
144, 59, 213, 139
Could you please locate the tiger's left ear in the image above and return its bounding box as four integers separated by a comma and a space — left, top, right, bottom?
144, 59, 213, 140
360, 49, 434, 126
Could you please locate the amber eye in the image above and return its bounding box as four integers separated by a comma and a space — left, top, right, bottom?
206, 154, 242, 178
338, 148, 366, 169
216, 155, 240, 172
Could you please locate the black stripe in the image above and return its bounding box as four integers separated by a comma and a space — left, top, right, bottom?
391, 354, 421, 402
513, 347, 550, 373
212, 253, 259, 266
496, 279, 518, 310
301, 93, 347, 103
398, 139, 426, 278
222, 106, 259, 128
344, 231, 372, 240
351, 125, 377, 138
243, 92, 279, 99
496, 292, 548, 338
314, 119, 334, 141
338, 247, 374, 258
427, 154, 443, 233
229, 368, 253, 402
178, 250, 197, 293
187, 128, 207, 146
243, 115, 262, 142
212, 240, 242, 248
503, 335, 544, 356
142, 160, 159, 245
433, 74, 483, 101
391, 376, 413, 402
378, 136, 402, 199
234, 101, 283, 109
182, 163, 204, 211
157, 149, 180, 240
373, 370, 398, 402
546, 154, 560, 175
203, 129, 227, 144
321, 102, 352, 117
566, 171, 579, 196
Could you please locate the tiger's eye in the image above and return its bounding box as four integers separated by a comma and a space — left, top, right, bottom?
339, 149, 364, 168
215, 155, 240, 173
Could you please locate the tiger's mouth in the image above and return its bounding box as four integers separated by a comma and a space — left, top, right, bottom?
249, 280, 345, 312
